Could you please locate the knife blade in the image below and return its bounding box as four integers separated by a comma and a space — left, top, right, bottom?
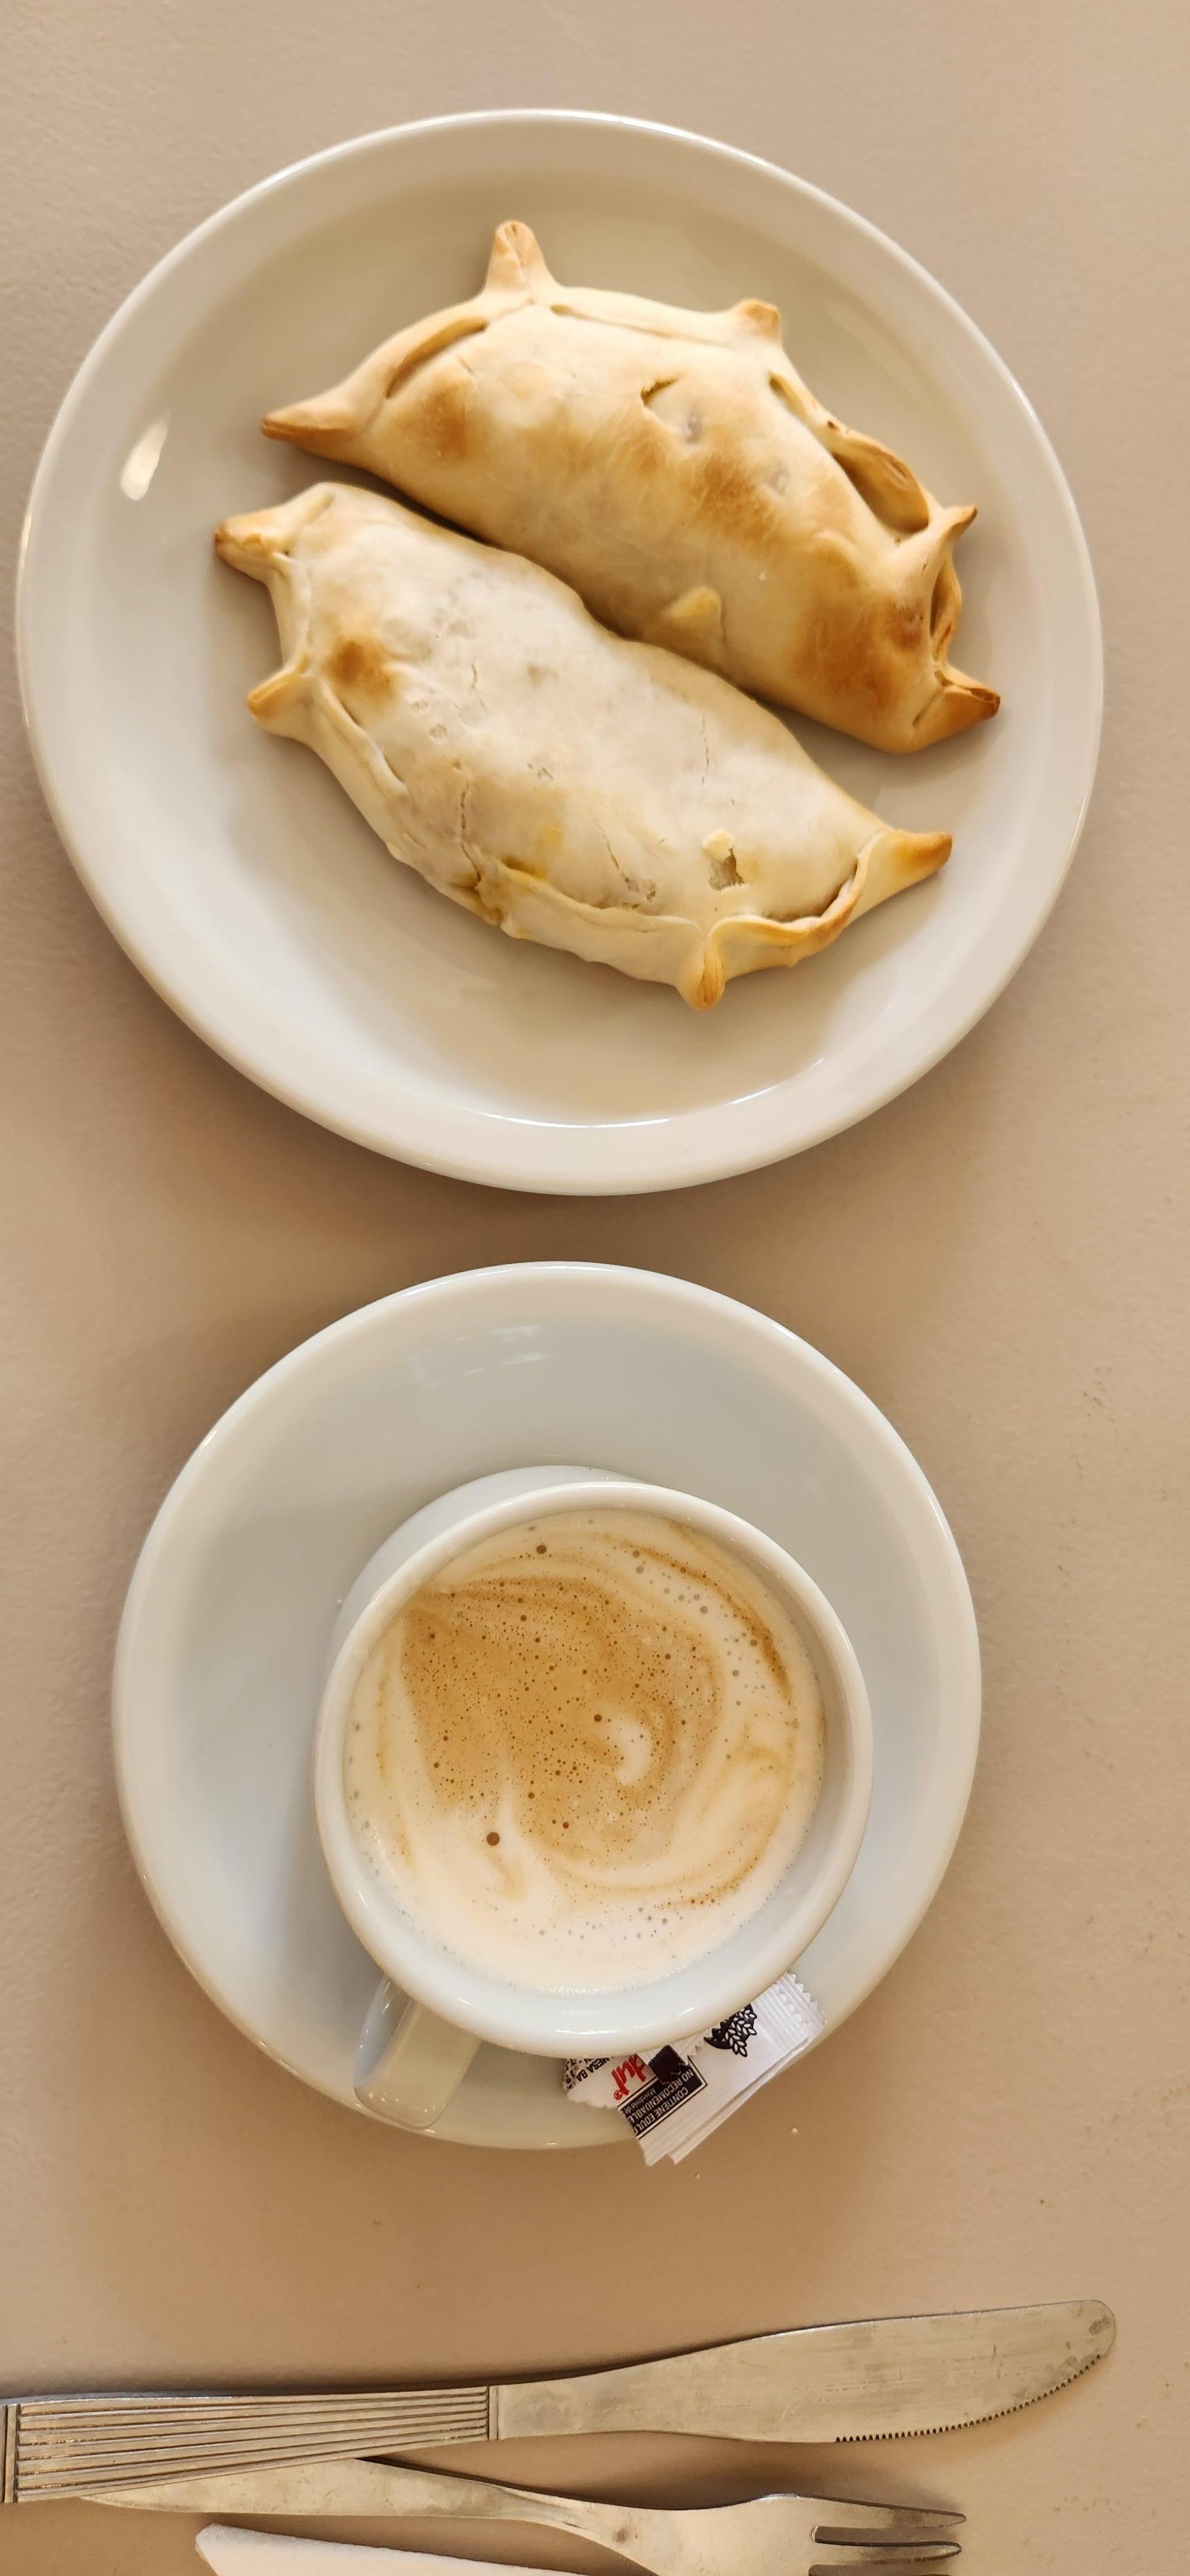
9, 2300, 1113, 2503
496, 2297, 1115, 2443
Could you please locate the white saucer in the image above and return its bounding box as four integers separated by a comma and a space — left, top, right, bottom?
114, 1265, 980, 2148
19, 111, 1100, 1193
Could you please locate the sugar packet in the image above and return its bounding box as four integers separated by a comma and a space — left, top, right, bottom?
563, 1973, 824, 2164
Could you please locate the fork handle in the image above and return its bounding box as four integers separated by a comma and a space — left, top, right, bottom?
306, 2458, 626, 2546
77, 2454, 643, 2553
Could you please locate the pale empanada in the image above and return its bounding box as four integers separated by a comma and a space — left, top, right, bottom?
214, 484, 949, 1009
263, 223, 997, 756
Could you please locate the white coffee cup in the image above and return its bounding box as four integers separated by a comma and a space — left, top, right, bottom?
315, 1466, 872, 2132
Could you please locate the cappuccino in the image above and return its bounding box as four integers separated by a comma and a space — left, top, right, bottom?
343, 1507, 824, 1992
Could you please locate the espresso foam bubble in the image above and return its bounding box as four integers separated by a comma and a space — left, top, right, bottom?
343, 1508, 826, 1993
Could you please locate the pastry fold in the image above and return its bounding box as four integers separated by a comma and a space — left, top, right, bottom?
263, 222, 998, 755
215, 485, 949, 1008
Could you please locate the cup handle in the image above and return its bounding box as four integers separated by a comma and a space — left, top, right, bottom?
354, 1979, 479, 2130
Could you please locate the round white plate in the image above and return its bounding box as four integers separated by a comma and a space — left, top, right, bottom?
19, 113, 1099, 1197
113, 1264, 981, 2149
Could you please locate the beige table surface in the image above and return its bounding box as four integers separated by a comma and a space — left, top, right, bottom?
3, 4, 1187, 2570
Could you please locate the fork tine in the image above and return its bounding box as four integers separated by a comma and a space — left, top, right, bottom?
814, 2503, 965, 2536
810, 2549, 962, 2570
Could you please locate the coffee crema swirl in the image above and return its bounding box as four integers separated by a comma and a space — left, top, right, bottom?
344, 1507, 825, 1991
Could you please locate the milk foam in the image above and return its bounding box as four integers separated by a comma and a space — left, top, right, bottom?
343, 1508, 825, 1993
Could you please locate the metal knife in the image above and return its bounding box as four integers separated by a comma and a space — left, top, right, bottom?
5, 2301, 1113, 2502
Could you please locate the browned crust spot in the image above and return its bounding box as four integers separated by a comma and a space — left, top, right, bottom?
328, 632, 392, 695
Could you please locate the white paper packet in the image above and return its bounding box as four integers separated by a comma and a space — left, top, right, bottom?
563, 1972, 825, 2164
198, 2537, 551, 2574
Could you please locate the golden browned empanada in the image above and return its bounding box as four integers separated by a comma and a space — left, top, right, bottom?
263, 223, 997, 755
214, 484, 949, 1009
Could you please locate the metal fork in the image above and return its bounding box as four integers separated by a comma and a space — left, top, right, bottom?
75, 2455, 963, 2570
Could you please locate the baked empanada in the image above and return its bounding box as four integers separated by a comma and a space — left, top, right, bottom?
214, 484, 949, 1009
263, 222, 997, 755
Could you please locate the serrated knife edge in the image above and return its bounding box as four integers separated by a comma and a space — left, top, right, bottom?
836, 2324, 1113, 2440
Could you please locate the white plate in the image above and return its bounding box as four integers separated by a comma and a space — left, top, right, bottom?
18, 113, 1100, 1197
113, 1264, 980, 2149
